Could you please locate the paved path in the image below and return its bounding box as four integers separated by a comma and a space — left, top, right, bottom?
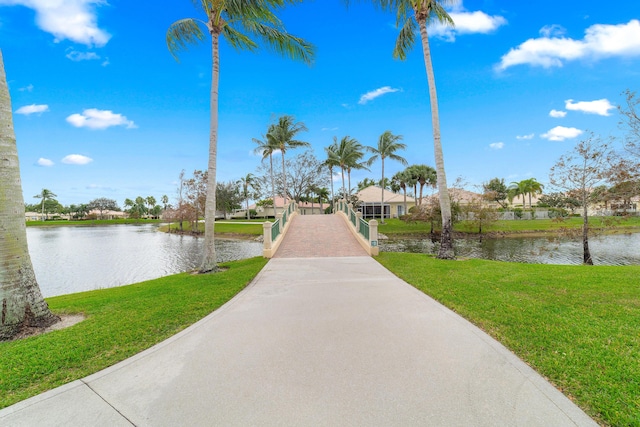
0, 214, 597, 426
274, 214, 367, 258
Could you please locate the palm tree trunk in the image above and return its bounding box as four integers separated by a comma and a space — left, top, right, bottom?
0, 50, 58, 340
419, 20, 454, 259
341, 168, 346, 199
582, 198, 593, 265
281, 152, 287, 204
269, 154, 277, 217
403, 186, 407, 216
200, 32, 220, 273
380, 159, 385, 223
329, 166, 335, 212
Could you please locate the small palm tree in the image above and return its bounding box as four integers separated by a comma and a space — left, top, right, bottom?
167, 1, 314, 272
238, 173, 257, 220
34, 188, 57, 220
366, 130, 408, 223
269, 115, 310, 203
323, 142, 341, 210
315, 187, 330, 214
392, 169, 411, 215
253, 132, 280, 218
335, 136, 368, 198
350, 0, 457, 258
523, 178, 544, 208
509, 180, 528, 208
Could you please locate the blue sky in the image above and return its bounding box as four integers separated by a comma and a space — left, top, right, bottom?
1, 0, 639, 206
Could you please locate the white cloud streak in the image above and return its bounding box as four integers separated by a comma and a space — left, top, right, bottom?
66, 50, 100, 61
62, 154, 93, 165
565, 98, 615, 116
489, 142, 504, 150
0, 0, 110, 46
66, 108, 136, 130
498, 19, 640, 70
516, 133, 535, 140
541, 126, 583, 141
15, 104, 49, 115
36, 158, 54, 167
549, 109, 567, 118
358, 86, 400, 104
431, 10, 507, 41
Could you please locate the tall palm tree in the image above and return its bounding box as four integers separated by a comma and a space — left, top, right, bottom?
323, 142, 340, 210
366, 130, 408, 223
239, 173, 257, 219
509, 180, 528, 208
392, 169, 411, 215
415, 164, 437, 203
34, 188, 57, 220
315, 187, 330, 214
522, 178, 544, 208
167, 1, 314, 272
353, 0, 457, 258
335, 136, 368, 198
253, 132, 280, 218
1, 50, 58, 340
269, 115, 310, 203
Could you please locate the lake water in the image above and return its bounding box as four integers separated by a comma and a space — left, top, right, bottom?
27, 224, 262, 297
381, 233, 640, 266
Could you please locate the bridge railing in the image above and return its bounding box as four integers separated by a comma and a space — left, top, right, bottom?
263, 201, 298, 258
335, 199, 379, 256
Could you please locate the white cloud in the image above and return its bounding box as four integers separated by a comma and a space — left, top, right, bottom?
516, 133, 535, 140
539, 25, 567, 38
549, 109, 567, 118
62, 154, 93, 165
498, 19, 640, 70
66, 108, 136, 130
15, 104, 49, 115
489, 142, 504, 150
541, 126, 583, 141
19, 84, 34, 92
358, 86, 400, 104
431, 10, 507, 41
321, 127, 339, 131
565, 98, 615, 116
0, 0, 110, 46
36, 157, 54, 167
66, 50, 100, 61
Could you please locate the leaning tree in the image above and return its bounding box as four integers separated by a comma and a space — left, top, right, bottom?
0, 50, 59, 340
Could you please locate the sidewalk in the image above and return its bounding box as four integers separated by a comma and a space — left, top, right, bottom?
0, 256, 596, 426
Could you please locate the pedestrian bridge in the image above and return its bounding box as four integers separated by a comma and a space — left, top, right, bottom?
262, 201, 379, 258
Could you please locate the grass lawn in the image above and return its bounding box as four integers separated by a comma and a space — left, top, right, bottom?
161, 221, 266, 236
377, 253, 640, 427
378, 217, 640, 237
0, 256, 268, 409
26, 219, 163, 227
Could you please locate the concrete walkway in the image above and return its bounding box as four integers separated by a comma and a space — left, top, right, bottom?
0, 217, 597, 426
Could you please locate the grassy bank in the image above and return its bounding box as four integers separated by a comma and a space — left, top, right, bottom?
378, 217, 640, 237
377, 253, 640, 426
26, 219, 163, 227
0, 257, 267, 409
160, 220, 267, 236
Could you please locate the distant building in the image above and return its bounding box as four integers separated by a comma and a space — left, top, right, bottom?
356, 186, 417, 219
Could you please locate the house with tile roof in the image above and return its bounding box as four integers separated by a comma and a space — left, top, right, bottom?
356, 186, 417, 219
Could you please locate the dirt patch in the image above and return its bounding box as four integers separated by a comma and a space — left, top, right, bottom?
11, 314, 86, 341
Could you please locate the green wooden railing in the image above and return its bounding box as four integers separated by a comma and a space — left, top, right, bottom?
270, 201, 296, 243
359, 216, 370, 240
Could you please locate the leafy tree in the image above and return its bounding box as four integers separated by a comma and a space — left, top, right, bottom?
1, 50, 58, 340
167, 0, 313, 272
367, 130, 408, 223
353, 0, 457, 258
549, 134, 614, 265
482, 177, 508, 208
33, 188, 57, 220
185, 170, 208, 230
460, 195, 499, 234
88, 198, 120, 219
269, 115, 311, 203
216, 181, 242, 218
619, 89, 640, 158
538, 192, 580, 214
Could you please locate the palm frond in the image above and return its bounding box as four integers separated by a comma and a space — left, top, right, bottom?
429, 2, 455, 27
393, 17, 416, 61
242, 20, 315, 64
166, 18, 206, 60
222, 26, 259, 51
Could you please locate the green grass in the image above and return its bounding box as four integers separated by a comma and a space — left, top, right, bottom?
378, 217, 640, 237
0, 256, 268, 409
161, 221, 266, 236
26, 219, 163, 227
377, 253, 640, 427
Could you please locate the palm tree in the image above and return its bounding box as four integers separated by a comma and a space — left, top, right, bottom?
509, 180, 528, 208
253, 132, 280, 218
522, 178, 544, 208
238, 173, 257, 220
269, 115, 310, 203
392, 170, 411, 215
354, 0, 456, 258
146, 196, 157, 218
1, 50, 58, 340
34, 188, 57, 220
366, 131, 408, 223
315, 187, 330, 214
323, 142, 340, 210
167, 1, 314, 272
335, 136, 369, 198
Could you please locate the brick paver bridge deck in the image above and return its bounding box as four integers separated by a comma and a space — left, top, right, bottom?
274, 214, 368, 258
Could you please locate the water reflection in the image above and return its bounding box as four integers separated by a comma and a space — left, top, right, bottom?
381, 233, 640, 266
27, 224, 262, 297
